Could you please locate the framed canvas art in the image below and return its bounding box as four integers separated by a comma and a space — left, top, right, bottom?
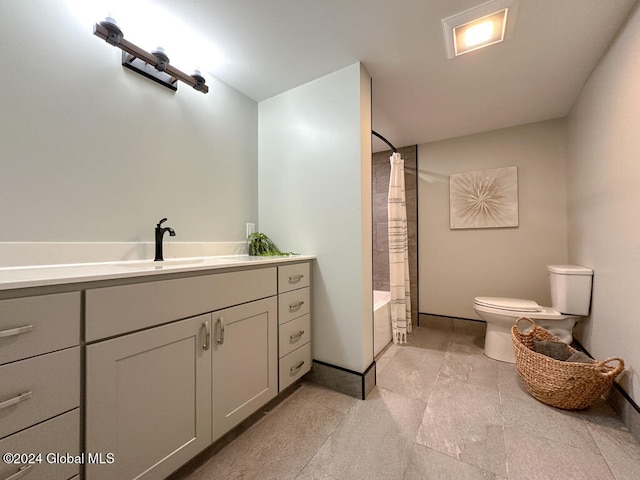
449, 166, 518, 229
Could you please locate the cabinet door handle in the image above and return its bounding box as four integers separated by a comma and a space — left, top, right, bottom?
290, 360, 305, 374
289, 274, 304, 283
0, 325, 33, 339
289, 330, 305, 342
289, 301, 304, 311
216, 317, 225, 345
4, 465, 33, 480
0, 391, 32, 411
202, 321, 210, 351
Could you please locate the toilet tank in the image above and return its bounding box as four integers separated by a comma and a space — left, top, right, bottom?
547, 265, 594, 315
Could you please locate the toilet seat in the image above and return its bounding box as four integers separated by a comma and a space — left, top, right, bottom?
474, 297, 542, 313
473, 296, 569, 320
473, 296, 578, 361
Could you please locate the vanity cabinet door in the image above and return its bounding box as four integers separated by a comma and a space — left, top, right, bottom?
212, 297, 278, 441
85, 314, 212, 480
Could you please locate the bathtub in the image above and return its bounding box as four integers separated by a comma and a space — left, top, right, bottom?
373, 290, 392, 357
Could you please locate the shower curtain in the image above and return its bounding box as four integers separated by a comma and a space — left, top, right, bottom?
388, 152, 412, 344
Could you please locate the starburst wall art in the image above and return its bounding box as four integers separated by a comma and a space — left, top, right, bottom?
449, 166, 518, 229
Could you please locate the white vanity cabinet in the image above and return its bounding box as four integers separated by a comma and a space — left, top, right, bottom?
84, 266, 281, 479
85, 314, 212, 480
0, 257, 312, 480
212, 297, 278, 440
0, 292, 81, 480
277, 263, 312, 391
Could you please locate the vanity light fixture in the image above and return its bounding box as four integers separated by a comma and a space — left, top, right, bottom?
442, 0, 518, 58
93, 16, 208, 93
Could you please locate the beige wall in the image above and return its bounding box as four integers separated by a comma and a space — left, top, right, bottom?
418, 119, 569, 320
567, 4, 640, 403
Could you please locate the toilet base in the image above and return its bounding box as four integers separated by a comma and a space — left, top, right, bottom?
475, 308, 578, 364
484, 322, 517, 363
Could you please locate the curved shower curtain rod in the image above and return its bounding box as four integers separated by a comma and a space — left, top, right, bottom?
371, 130, 398, 153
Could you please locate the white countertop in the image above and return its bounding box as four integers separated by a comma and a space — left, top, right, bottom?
0, 255, 315, 291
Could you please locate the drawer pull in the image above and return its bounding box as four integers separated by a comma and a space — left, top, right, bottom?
216, 317, 225, 345
0, 325, 33, 339
5, 465, 33, 480
0, 391, 32, 411
290, 360, 305, 374
289, 274, 304, 283
202, 321, 211, 351
289, 301, 304, 311
289, 330, 305, 341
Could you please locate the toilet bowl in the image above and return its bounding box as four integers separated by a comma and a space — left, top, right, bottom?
473, 297, 577, 362
473, 265, 594, 363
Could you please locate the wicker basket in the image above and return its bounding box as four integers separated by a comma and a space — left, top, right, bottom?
511, 317, 624, 410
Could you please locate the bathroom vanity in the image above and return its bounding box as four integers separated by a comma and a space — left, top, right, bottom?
0, 255, 313, 480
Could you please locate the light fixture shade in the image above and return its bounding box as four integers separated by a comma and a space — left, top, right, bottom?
442, 0, 518, 59
454, 9, 507, 56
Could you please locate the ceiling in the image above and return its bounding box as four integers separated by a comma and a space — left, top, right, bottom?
155, 0, 638, 151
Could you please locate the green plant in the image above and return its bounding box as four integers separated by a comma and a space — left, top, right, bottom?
248, 232, 297, 256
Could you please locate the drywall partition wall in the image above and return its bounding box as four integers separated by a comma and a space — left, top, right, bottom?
258, 63, 373, 374
0, 1, 257, 247
418, 119, 569, 320
568, 4, 640, 404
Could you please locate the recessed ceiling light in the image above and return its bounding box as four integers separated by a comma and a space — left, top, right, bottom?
454, 9, 508, 56
442, 0, 518, 59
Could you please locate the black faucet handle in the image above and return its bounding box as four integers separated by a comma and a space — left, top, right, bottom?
157, 218, 168, 228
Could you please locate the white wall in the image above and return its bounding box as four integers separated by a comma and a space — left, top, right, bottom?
0, 0, 257, 247
567, 4, 640, 403
258, 63, 373, 373
418, 120, 569, 320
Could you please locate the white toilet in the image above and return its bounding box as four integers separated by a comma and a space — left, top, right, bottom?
473, 265, 594, 363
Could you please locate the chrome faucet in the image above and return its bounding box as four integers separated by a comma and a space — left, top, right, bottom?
154, 218, 176, 261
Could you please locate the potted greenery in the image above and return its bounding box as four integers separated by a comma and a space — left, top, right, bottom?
248, 232, 297, 256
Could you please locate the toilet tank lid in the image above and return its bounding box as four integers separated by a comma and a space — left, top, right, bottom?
547, 265, 593, 275
474, 297, 542, 312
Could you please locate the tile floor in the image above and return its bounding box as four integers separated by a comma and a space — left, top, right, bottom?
177, 316, 640, 480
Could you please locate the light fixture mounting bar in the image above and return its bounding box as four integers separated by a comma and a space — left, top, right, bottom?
93, 22, 209, 94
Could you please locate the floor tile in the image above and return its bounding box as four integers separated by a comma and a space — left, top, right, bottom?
294, 381, 359, 415
375, 342, 399, 374
404, 443, 502, 479
438, 341, 499, 391
188, 390, 344, 480
181, 316, 640, 480
580, 400, 640, 480
450, 319, 487, 352
419, 314, 455, 333
295, 463, 342, 480
416, 380, 507, 477
376, 347, 443, 402
501, 391, 600, 454
496, 361, 533, 403
504, 428, 615, 480
406, 324, 452, 352
308, 387, 426, 480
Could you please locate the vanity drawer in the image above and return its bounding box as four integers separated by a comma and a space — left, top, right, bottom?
279, 343, 311, 391
86, 267, 277, 341
279, 314, 310, 359
278, 263, 310, 293
0, 292, 80, 366
278, 287, 310, 325
0, 409, 80, 480
0, 347, 79, 439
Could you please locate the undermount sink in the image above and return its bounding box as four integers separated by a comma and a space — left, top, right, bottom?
116, 258, 207, 269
